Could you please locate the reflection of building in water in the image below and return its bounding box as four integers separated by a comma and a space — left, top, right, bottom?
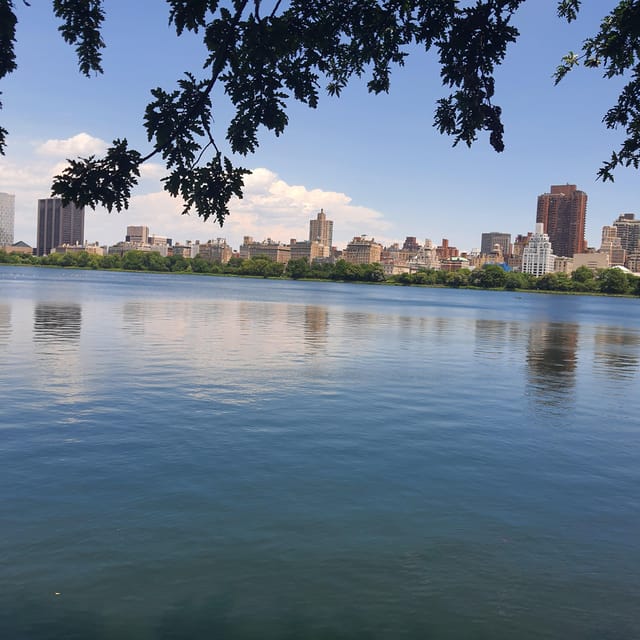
594, 328, 640, 380
122, 301, 149, 336
475, 319, 508, 355
304, 305, 329, 348
474, 319, 526, 361
526, 323, 579, 405
33, 303, 82, 344
32, 303, 87, 406
122, 301, 196, 344
0, 303, 11, 345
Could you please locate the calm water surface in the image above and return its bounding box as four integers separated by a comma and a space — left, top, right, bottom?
1, 266, 639, 639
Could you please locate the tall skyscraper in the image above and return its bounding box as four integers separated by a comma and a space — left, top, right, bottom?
0, 192, 15, 246
36, 198, 85, 256
522, 223, 554, 276
536, 184, 587, 257
309, 209, 333, 248
481, 232, 511, 256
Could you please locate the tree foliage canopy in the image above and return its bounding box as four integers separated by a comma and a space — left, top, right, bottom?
1, 0, 639, 224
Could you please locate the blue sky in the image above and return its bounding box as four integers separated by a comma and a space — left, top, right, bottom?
0, 1, 637, 251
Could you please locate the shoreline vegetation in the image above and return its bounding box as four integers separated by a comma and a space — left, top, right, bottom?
1, 250, 639, 298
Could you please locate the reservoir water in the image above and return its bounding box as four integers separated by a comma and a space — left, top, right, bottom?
1, 266, 639, 639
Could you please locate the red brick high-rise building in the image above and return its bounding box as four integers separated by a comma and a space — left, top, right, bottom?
536, 184, 587, 257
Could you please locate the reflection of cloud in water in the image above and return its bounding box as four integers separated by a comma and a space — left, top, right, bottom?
526, 322, 579, 410
0, 303, 11, 346
121, 299, 336, 405
161, 301, 477, 403
593, 327, 640, 380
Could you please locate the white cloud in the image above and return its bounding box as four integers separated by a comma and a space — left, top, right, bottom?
226, 168, 394, 248
36, 133, 108, 158
88, 167, 396, 249
139, 162, 167, 180
85, 191, 204, 246
3, 147, 397, 249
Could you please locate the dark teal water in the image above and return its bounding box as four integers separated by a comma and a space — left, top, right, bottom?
1, 266, 639, 639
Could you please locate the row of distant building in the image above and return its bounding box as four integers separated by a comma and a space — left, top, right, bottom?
0, 185, 639, 275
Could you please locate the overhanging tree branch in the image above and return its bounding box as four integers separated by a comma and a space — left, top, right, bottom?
0, 1, 638, 222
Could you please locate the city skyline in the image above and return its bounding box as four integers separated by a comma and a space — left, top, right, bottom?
0, 3, 638, 251
1, 189, 638, 258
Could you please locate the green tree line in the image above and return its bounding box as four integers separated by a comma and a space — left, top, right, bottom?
1, 250, 639, 295
393, 263, 640, 295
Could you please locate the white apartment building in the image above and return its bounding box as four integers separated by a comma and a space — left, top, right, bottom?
522, 223, 555, 276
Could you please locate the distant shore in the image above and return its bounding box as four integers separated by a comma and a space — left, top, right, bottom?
2, 259, 639, 299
